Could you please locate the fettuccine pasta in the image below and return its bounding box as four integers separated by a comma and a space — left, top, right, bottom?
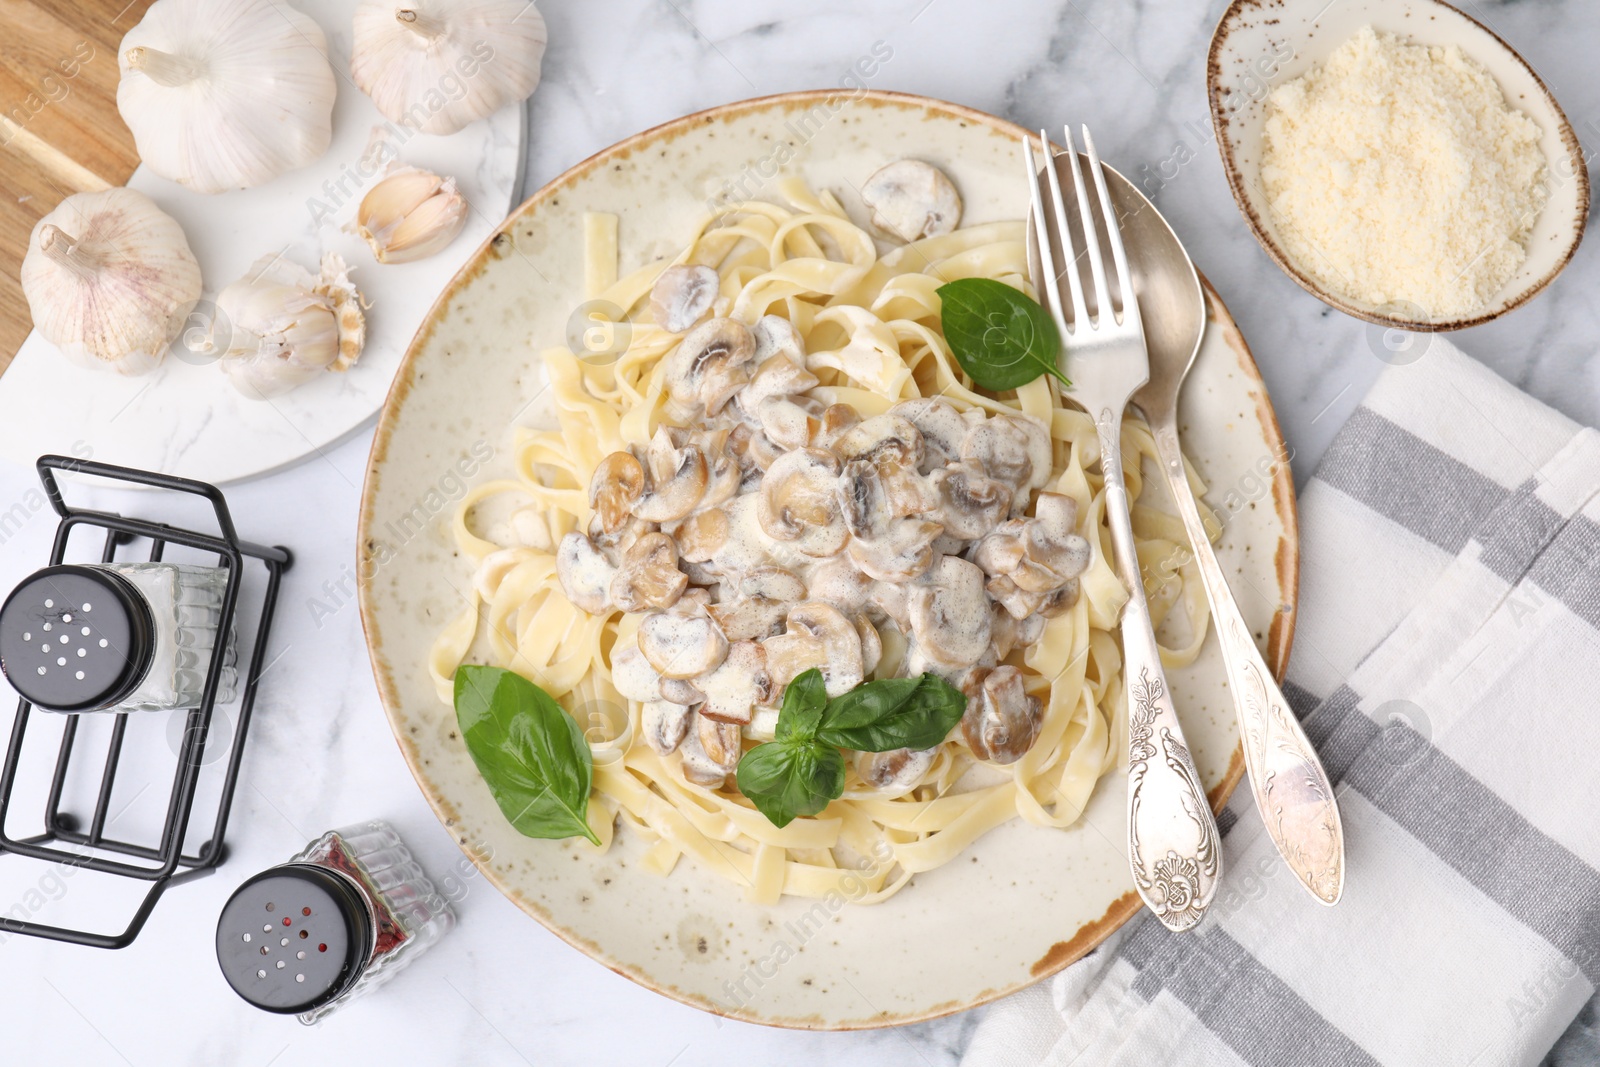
431, 177, 1217, 904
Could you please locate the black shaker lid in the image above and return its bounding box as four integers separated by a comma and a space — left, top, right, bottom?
0, 566, 154, 713
216, 864, 373, 1015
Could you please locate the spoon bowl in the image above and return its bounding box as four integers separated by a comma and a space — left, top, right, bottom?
1024, 151, 1205, 409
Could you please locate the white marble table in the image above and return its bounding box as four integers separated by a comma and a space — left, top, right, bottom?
0, 1, 1594, 1063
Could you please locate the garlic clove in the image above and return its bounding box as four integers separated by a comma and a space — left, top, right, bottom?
351, 1, 548, 136
215, 252, 367, 399
20, 188, 201, 376
117, 0, 336, 194
355, 167, 469, 264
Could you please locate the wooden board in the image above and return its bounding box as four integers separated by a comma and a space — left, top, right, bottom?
0, 0, 156, 373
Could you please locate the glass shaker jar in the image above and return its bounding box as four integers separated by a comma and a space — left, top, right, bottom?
0, 562, 237, 713
215, 821, 455, 1023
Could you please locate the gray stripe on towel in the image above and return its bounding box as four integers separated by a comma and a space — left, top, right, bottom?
1525, 515, 1600, 632
1477, 481, 1566, 584
1346, 733, 1600, 983
1300, 686, 1376, 786
1315, 408, 1509, 552
1123, 921, 1381, 1066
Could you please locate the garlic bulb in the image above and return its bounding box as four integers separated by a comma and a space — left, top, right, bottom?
21, 188, 201, 376
215, 253, 367, 399
356, 166, 469, 263
351, 1, 547, 136
117, 0, 336, 194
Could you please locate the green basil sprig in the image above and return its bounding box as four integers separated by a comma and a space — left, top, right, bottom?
937, 277, 1069, 390
736, 668, 966, 829
454, 665, 601, 845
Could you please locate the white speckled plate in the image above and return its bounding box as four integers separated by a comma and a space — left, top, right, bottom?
1207, 0, 1589, 331
358, 91, 1298, 1029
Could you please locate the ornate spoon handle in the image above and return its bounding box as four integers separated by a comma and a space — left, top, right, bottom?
1149, 420, 1345, 905
1099, 407, 1222, 932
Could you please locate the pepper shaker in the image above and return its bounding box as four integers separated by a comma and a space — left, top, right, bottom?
0, 562, 237, 713
216, 821, 455, 1023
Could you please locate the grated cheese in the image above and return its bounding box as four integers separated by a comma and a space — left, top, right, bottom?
1260, 26, 1547, 318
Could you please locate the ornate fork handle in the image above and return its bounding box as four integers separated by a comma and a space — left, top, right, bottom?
1101, 408, 1222, 932
1149, 422, 1344, 905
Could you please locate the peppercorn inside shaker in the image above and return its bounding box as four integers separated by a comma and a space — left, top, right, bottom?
0, 563, 237, 713
216, 821, 455, 1024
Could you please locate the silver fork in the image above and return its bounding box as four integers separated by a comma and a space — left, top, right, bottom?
1025, 127, 1221, 933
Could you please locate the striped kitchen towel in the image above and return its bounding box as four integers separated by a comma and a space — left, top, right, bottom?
962, 336, 1600, 1067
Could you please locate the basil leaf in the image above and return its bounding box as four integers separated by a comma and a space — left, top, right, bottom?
775, 667, 828, 743
816, 672, 968, 753
454, 665, 601, 845
735, 738, 846, 829
937, 277, 1069, 391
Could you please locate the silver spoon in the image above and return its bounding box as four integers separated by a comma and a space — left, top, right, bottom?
1027, 148, 1345, 906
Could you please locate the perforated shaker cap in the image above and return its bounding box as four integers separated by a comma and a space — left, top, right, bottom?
0, 566, 154, 713
215, 864, 374, 1015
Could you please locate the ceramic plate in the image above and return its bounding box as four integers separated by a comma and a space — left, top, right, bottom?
0, 0, 525, 486
1207, 0, 1589, 331
358, 91, 1298, 1029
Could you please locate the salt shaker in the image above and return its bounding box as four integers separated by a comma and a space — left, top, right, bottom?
215, 821, 455, 1023
0, 562, 237, 713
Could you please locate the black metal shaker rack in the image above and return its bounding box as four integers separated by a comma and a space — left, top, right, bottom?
0, 456, 291, 948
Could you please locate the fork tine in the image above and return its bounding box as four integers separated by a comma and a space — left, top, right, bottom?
1039, 131, 1089, 331
1062, 125, 1111, 326
1023, 135, 1070, 342
1080, 126, 1138, 328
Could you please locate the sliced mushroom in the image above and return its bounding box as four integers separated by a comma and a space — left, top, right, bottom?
813, 403, 861, 450
834, 413, 924, 471
762, 601, 864, 697
960, 665, 1043, 764
659, 677, 704, 706
641, 699, 694, 755
609, 532, 687, 613
740, 355, 819, 411
638, 606, 729, 679
855, 614, 883, 676
961, 414, 1053, 510
906, 555, 991, 670
928, 460, 1012, 539
708, 597, 787, 641
855, 747, 935, 796
663, 317, 755, 419
860, 159, 963, 243
674, 508, 728, 564
556, 532, 616, 615
611, 642, 663, 702
695, 429, 743, 510
973, 492, 1091, 619
634, 426, 708, 523
891, 398, 967, 473
694, 641, 771, 725
838, 458, 942, 582
757, 448, 848, 558
728, 422, 783, 477
740, 566, 806, 602
650, 264, 720, 333
589, 452, 645, 534
752, 314, 806, 366
756, 395, 823, 452
680, 712, 742, 787
806, 555, 874, 615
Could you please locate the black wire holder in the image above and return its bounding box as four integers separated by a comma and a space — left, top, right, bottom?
0, 455, 291, 948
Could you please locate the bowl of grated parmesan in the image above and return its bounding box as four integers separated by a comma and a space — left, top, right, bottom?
1207, 0, 1589, 331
